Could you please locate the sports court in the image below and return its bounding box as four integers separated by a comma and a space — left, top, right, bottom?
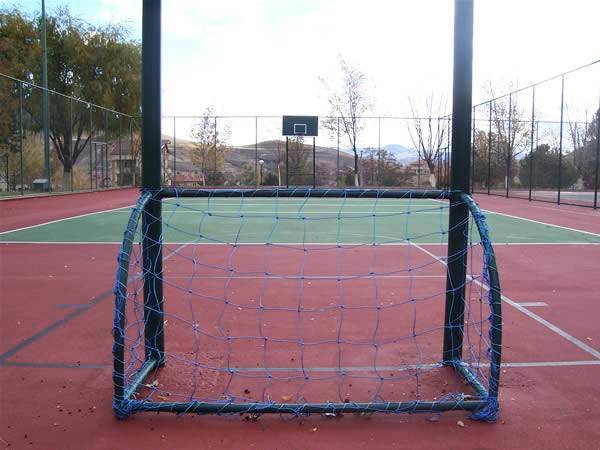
1, 0, 599, 447
1, 188, 599, 448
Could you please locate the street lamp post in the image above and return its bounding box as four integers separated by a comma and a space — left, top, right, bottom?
41, 0, 50, 191
258, 159, 264, 186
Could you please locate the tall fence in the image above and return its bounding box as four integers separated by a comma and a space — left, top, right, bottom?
0, 73, 137, 197
159, 115, 451, 190
4, 61, 597, 206
471, 61, 600, 208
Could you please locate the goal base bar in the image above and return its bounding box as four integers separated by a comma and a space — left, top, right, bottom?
118, 398, 488, 416
114, 357, 492, 419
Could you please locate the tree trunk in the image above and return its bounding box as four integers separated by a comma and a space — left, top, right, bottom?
425, 160, 437, 188
353, 150, 359, 186
63, 167, 73, 191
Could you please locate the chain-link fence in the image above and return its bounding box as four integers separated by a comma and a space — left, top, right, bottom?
159, 115, 451, 191
471, 61, 600, 208
0, 73, 137, 197
5, 61, 595, 208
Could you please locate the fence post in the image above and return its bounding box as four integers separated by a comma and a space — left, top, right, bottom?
119, 114, 123, 187
89, 107, 93, 191
130, 118, 135, 186
173, 116, 176, 185
18, 82, 24, 194
593, 97, 600, 209
105, 110, 109, 186
557, 75, 565, 205
443, 0, 473, 364
471, 107, 476, 192
377, 116, 381, 186
336, 117, 340, 187
255, 116, 258, 186
69, 97, 74, 191
447, 117, 451, 188
506, 94, 512, 198
487, 101, 492, 194
214, 116, 218, 180
528, 87, 535, 201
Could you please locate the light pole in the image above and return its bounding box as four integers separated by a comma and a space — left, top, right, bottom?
258, 159, 264, 186
41, 0, 50, 190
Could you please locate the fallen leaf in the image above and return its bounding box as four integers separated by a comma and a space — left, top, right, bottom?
427, 415, 440, 422
281, 395, 293, 402
156, 395, 170, 401
457, 420, 465, 428
312, 427, 318, 432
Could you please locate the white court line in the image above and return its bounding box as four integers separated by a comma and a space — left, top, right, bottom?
491, 242, 600, 245
2, 241, 599, 245
0, 204, 135, 235
517, 302, 548, 307
429, 197, 600, 238
0, 241, 448, 245
481, 208, 600, 238
199, 360, 600, 373
412, 242, 600, 361
525, 202, 599, 217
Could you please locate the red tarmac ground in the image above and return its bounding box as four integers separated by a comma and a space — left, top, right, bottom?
474, 193, 600, 235
0, 188, 138, 232
1, 190, 599, 449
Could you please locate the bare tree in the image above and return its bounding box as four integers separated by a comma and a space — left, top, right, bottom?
190, 105, 230, 185
321, 57, 372, 186
486, 84, 530, 189
406, 95, 448, 187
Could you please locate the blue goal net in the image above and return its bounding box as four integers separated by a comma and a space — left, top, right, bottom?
112, 188, 501, 421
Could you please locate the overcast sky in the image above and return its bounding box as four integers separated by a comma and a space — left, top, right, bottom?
6, 0, 600, 146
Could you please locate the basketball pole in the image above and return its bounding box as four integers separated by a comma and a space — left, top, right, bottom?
141, 0, 165, 367
285, 137, 289, 188
443, 0, 473, 364
312, 137, 316, 188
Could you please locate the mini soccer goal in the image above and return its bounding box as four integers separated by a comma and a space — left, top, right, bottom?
112, 188, 501, 420
113, 0, 501, 421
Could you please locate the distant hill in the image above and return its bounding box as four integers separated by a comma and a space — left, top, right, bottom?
161, 136, 417, 177
383, 144, 419, 164
161, 137, 355, 175
232, 140, 355, 172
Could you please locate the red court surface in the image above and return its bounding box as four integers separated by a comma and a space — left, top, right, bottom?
473, 194, 600, 235
0, 188, 138, 232
1, 191, 600, 449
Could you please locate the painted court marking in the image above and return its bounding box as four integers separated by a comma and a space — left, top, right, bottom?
3, 241, 600, 245
413, 243, 600, 361
517, 302, 548, 307
2, 359, 599, 370
0, 204, 134, 235
0, 242, 191, 363
1, 197, 598, 240
482, 208, 600, 238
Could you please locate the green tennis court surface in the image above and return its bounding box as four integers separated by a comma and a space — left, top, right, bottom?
1, 198, 599, 244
